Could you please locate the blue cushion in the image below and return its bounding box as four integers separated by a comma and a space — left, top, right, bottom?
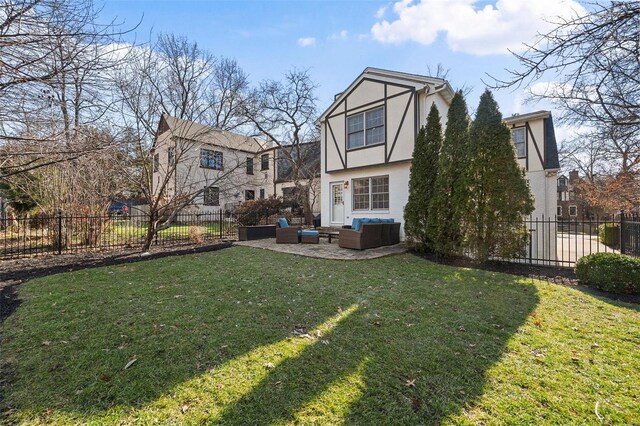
300, 230, 319, 237
369, 218, 382, 223
277, 218, 288, 228
352, 218, 362, 231
381, 218, 395, 223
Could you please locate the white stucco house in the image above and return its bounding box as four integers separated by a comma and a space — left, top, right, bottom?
318, 68, 559, 251
152, 114, 320, 214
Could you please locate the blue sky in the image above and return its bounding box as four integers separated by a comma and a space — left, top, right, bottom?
101, 0, 585, 133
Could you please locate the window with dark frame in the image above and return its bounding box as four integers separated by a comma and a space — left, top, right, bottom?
347, 106, 385, 150
352, 175, 389, 211
200, 149, 223, 170
511, 127, 526, 158
261, 154, 269, 170
569, 205, 577, 216
557, 206, 562, 216
246, 157, 254, 174
259, 188, 265, 199
203, 186, 220, 206
153, 153, 160, 172
245, 190, 255, 200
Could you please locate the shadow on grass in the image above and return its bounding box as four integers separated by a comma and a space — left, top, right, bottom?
216, 268, 540, 424
1, 249, 539, 424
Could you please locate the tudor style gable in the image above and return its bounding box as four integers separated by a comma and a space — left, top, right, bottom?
320, 68, 453, 174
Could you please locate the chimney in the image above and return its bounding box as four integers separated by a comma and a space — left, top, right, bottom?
569, 170, 579, 182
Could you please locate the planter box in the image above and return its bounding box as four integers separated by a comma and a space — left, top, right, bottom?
238, 225, 276, 241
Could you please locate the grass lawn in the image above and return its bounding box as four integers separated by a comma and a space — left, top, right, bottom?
1, 247, 638, 425
110, 222, 228, 239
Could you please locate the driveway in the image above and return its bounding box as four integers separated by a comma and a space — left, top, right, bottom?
556, 232, 618, 265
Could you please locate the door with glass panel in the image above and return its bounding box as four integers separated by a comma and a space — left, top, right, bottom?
330, 183, 344, 224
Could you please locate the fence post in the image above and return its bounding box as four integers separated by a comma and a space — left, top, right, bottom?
619, 210, 626, 255
219, 209, 223, 239
57, 208, 63, 255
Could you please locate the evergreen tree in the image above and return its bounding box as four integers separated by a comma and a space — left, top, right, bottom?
466, 90, 534, 262
404, 103, 443, 250
427, 90, 471, 256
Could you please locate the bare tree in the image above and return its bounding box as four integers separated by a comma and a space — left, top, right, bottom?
490, 1, 640, 129
0, 0, 137, 177
243, 69, 319, 224
114, 33, 255, 250
205, 57, 250, 131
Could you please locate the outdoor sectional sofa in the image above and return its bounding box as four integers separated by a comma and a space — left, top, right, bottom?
338, 218, 401, 250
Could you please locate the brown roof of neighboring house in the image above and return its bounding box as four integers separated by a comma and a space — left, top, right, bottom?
157, 114, 268, 153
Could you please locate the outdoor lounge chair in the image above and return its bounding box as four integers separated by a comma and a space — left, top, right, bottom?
276, 218, 301, 244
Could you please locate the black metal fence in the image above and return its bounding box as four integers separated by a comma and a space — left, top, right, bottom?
481, 214, 640, 267
0, 211, 240, 260
1, 210, 638, 266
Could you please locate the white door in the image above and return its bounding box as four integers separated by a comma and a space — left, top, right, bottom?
331, 183, 344, 224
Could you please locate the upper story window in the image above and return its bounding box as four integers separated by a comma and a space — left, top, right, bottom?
200, 149, 223, 170
347, 106, 385, 150
245, 190, 255, 201
153, 153, 160, 172
246, 157, 254, 175
511, 127, 526, 158
353, 175, 389, 211
259, 188, 265, 199
261, 154, 270, 170
558, 177, 568, 187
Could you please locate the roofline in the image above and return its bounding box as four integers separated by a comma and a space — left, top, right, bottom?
363, 67, 447, 86
157, 114, 268, 152
317, 67, 455, 124
504, 110, 551, 123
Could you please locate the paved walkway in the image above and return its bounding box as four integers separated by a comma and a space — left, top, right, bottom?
234, 238, 408, 260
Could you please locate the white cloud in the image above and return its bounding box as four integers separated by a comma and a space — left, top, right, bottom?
297, 37, 316, 47
371, 0, 586, 55
376, 5, 388, 19
329, 30, 349, 40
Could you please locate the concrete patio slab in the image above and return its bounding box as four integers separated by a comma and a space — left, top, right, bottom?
234, 238, 408, 260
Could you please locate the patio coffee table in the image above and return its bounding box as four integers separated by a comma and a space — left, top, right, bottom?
318, 231, 340, 243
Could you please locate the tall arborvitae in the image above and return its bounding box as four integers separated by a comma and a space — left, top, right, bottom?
404, 103, 443, 250
466, 90, 534, 262
427, 90, 471, 256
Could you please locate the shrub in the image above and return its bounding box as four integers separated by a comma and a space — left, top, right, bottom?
598, 223, 619, 247
188, 226, 206, 244
575, 252, 640, 294
236, 197, 285, 226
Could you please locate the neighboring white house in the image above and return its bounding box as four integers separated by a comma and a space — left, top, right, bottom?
318, 68, 559, 250
152, 114, 320, 214
504, 110, 560, 263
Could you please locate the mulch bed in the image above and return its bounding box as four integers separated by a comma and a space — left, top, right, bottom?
0, 241, 233, 323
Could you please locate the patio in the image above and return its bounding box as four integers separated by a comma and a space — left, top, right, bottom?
234, 238, 408, 260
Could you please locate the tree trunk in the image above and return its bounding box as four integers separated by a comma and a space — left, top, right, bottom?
142, 214, 157, 251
